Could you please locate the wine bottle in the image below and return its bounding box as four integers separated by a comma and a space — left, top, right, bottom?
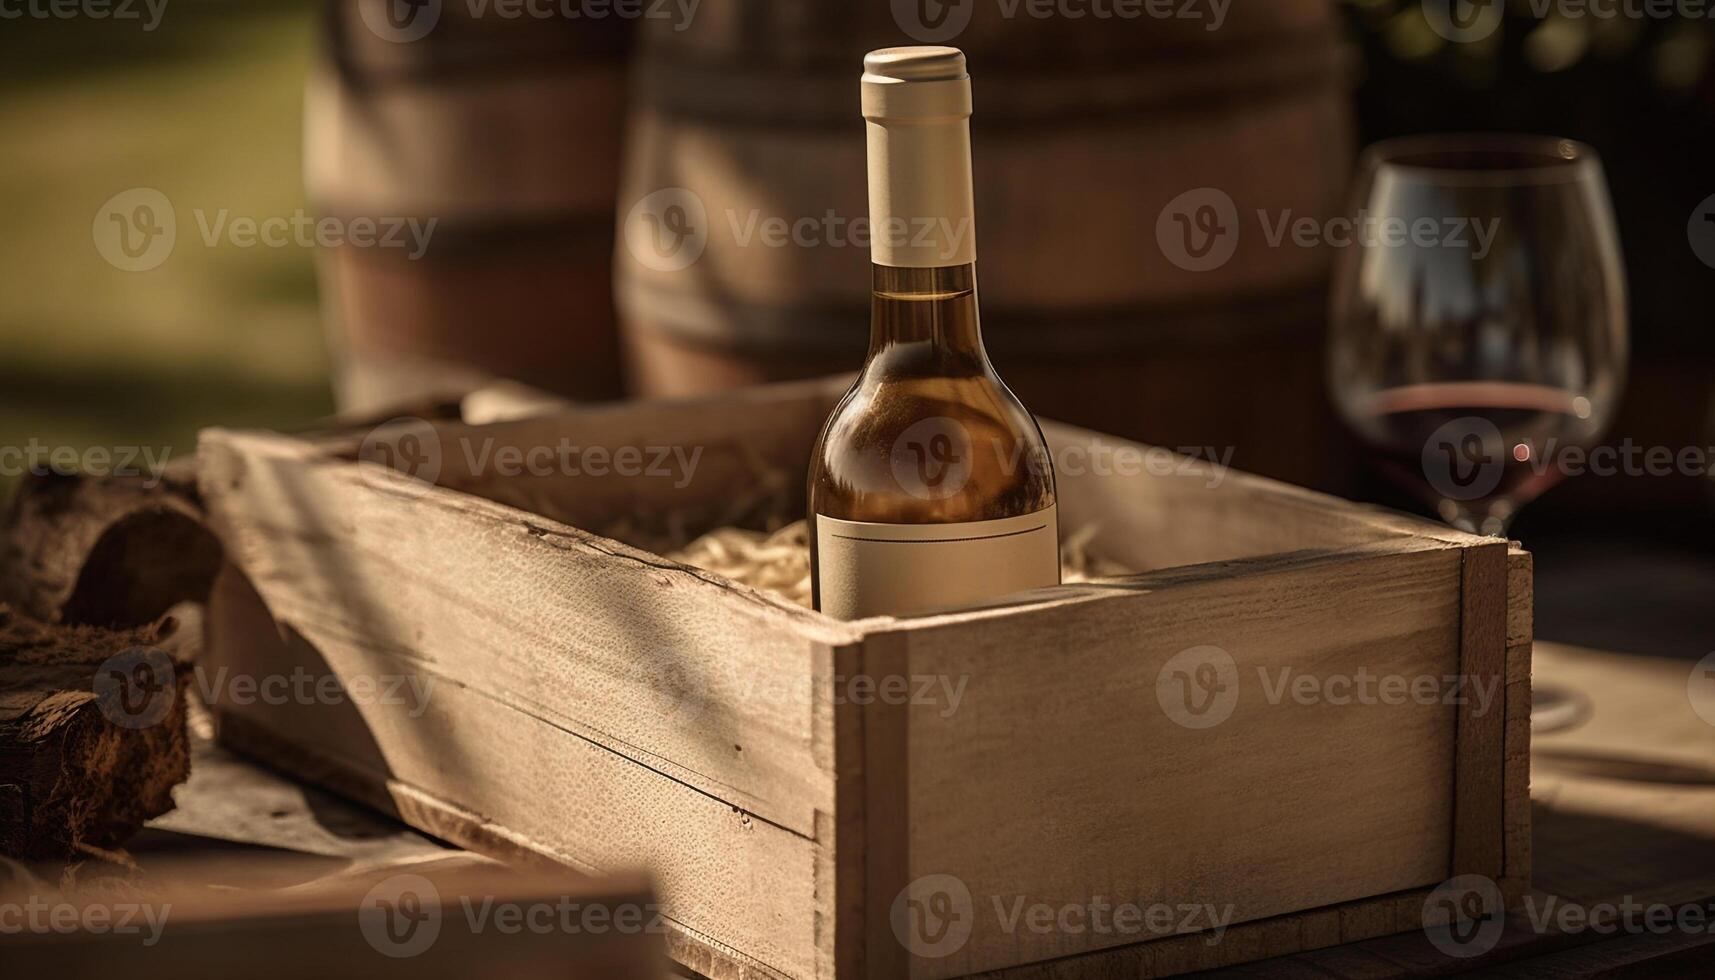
808, 46, 1060, 619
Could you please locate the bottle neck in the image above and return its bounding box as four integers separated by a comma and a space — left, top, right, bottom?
867, 263, 987, 369
862, 53, 982, 371
863, 78, 977, 270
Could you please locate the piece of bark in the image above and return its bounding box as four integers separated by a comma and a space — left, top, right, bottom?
0, 459, 221, 629
0, 605, 193, 860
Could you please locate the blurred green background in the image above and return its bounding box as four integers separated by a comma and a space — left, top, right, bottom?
0, 0, 333, 492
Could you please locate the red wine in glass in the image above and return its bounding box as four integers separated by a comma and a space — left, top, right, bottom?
1357, 381, 1595, 535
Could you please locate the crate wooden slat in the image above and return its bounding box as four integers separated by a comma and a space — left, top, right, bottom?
197, 376, 1530, 979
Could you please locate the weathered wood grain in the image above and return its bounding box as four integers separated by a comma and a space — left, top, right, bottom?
204, 562, 820, 980
200, 427, 856, 836
1453, 541, 1510, 882
1503, 547, 1534, 897
1, 606, 193, 859
197, 377, 1528, 980
885, 544, 1467, 977
0, 460, 219, 628
1191, 642, 1713, 979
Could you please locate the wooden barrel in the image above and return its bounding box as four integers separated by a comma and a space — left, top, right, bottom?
308, 0, 633, 412
615, 3, 1354, 484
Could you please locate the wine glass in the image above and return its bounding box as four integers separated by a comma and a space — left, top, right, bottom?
1329, 135, 1628, 535
1328, 134, 1629, 732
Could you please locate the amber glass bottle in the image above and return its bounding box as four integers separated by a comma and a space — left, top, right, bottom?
808, 47, 1059, 619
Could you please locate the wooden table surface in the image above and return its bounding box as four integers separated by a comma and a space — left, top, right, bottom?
117, 642, 1715, 978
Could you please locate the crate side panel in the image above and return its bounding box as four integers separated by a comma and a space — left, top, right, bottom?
205, 563, 817, 980
199, 428, 841, 838
1043, 421, 1426, 573
891, 546, 1466, 977
1503, 546, 1534, 893
1452, 541, 1509, 881
353, 375, 849, 544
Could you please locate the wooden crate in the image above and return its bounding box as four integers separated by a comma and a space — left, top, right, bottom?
196, 376, 1531, 979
